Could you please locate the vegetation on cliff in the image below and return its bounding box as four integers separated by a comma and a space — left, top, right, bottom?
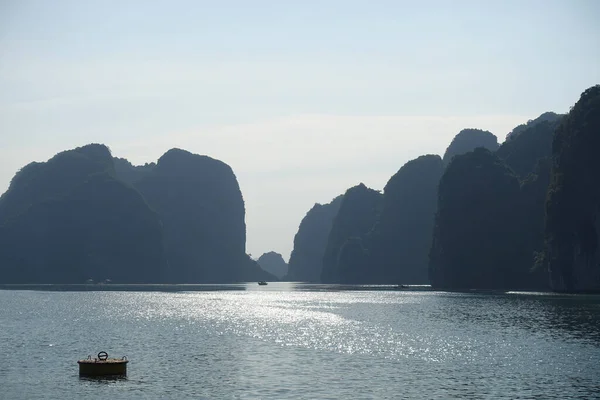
497, 119, 561, 178
544, 85, 600, 292
428, 112, 568, 290
0, 143, 115, 218
113, 157, 155, 185
505, 112, 562, 141
442, 129, 499, 166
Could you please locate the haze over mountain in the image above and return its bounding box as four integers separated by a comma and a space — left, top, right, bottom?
286, 195, 343, 282
0, 145, 168, 283
257, 252, 288, 279
369, 154, 444, 284
289, 86, 597, 292
0, 146, 273, 283
1, 86, 597, 290
1, 1, 598, 261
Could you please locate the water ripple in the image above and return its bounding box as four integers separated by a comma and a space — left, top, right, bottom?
0, 287, 599, 399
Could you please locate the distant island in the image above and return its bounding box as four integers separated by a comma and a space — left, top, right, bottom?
0, 146, 273, 283
288, 85, 599, 293
0, 85, 598, 292
256, 251, 288, 279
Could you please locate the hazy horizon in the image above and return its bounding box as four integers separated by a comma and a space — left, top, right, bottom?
1, 0, 599, 261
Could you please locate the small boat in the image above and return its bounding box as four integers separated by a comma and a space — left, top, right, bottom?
258, 281, 268, 285
77, 351, 128, 377
395, 284, 409, 289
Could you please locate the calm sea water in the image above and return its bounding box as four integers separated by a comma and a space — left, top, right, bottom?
1, 283, 599, 399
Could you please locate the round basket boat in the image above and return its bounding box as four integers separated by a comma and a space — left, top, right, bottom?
78, 352, 128, 377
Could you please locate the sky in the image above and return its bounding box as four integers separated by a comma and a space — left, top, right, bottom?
1, 0, 599, 261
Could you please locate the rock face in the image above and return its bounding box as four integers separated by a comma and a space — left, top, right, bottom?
505, 112, 563, 141
0, 144, 168, 283
518, 157, 552, 289
0, 144, 272, 284
257, 252, 288, 279
428, 115, 565, 290
321, 184, 383, 283
429, 148, 524, 289
442, 129, 499, 166
0, 143, 115, 218
497, 118, 562, 178
128, 148, 271, 283
370, 155, 444, 284
286, 195, 343, 282
545, 85, 600, 292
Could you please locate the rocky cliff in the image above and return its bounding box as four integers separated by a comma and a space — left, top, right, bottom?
429, 148, 524, 289
0, 144, 168, 283
370, 155, 444, 284
321, 184, 382, 283
497, 118, 562, 178
442, 128, 499, 166
505, 112, 562, 141
545, 85, 600, 292
131, 148, 271, 283
286, 195, 343, 282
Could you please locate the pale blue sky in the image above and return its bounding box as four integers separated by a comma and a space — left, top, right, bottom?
1, 0, 598, 260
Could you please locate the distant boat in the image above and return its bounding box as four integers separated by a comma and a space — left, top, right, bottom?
258, 281, 268, 286
395, 284, 409, 289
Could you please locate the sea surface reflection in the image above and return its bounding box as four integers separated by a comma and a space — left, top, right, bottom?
0, 284, 598, 399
